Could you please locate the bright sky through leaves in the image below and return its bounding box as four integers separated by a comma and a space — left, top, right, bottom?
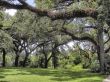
5, 0, 35, 16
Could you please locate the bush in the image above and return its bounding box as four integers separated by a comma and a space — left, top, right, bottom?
74, 56, 81, 65
90, 60, 100, 73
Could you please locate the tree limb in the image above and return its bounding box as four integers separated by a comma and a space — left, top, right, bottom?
105, 46, 110, 53
0, 0, 98, 19
61, 28, 98, 46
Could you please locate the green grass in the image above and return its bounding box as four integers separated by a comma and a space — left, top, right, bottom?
0, 65, 105, 82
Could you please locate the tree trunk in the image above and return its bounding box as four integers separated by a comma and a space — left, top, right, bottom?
23, 53, 29, 67
52, 54, 58, 69
44, 54, 52, 68
97, 26, 105, 73
39, 57, 44, 68
44, 59, 48, 68
22, 42, 30, 67
44, 54, 48, 68
2, 48, 6, 67
14, 51, 20, 67
52, 47, 58, 69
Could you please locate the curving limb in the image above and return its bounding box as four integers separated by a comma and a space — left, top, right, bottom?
0, 0, 98, 20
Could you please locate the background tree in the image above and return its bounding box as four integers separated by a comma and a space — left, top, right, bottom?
0, 0, 110, 74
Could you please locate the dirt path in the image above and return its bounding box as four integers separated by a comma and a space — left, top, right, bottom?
103, 76, 110, 82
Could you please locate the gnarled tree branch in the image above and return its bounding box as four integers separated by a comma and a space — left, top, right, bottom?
0, 0, 98, 19
60, 28, 98, 46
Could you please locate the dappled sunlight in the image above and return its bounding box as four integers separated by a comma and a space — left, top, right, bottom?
0, 0, 110, 82
0, 66, 105, 82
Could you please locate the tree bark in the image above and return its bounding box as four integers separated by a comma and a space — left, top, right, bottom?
97, 24, 105, 73
52, 44, 58, 69
2, 48, 6, 67
0, 0, 98, 19
14, 51, 20, 67
22, 53, 29, 67
44, 54, 48, 68
52, 53, 58, 69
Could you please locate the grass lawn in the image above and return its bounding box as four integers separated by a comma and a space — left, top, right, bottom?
0, 65, 105, 82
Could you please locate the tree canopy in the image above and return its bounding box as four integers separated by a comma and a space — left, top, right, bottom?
0, 0, 110, 74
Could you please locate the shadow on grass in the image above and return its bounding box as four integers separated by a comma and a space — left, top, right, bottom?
0, 68, 13, 73
78, 79, 102, 82
21, 68, 104, 82
51, 78, 102, 82
0, 68, 104, 82
0, 76, 5, 79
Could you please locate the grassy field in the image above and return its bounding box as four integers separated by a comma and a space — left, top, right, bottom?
0, 66, 105, 82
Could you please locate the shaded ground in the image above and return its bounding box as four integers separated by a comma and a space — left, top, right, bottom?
103, 76, 110, 82
0, 66, 105, 82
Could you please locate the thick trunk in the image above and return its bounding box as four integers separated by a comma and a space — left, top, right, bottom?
44, 59, 48, 68
44, 54, 52, 68
44, 54, 48, 68
52, 48, 58, 69
2, 48, 6, 67
97, 27, 105, 73
23, 53, 29, 67
0, 1, 98, 19
14, 51, 20, 67
23, 42, 30, 67
39, 57, 44, 68
52, 55, 58, 69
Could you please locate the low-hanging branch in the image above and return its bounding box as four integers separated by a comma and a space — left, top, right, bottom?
0, 0, 98, 19
60, 28, 98, 46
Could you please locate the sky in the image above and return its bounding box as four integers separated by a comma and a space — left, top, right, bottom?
27, 0, 35, 6
5, 0, 35, 16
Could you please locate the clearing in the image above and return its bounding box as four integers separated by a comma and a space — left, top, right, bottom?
0, 66, 105, 82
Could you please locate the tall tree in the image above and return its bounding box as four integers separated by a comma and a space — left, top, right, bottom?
0, 0, 110, 73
